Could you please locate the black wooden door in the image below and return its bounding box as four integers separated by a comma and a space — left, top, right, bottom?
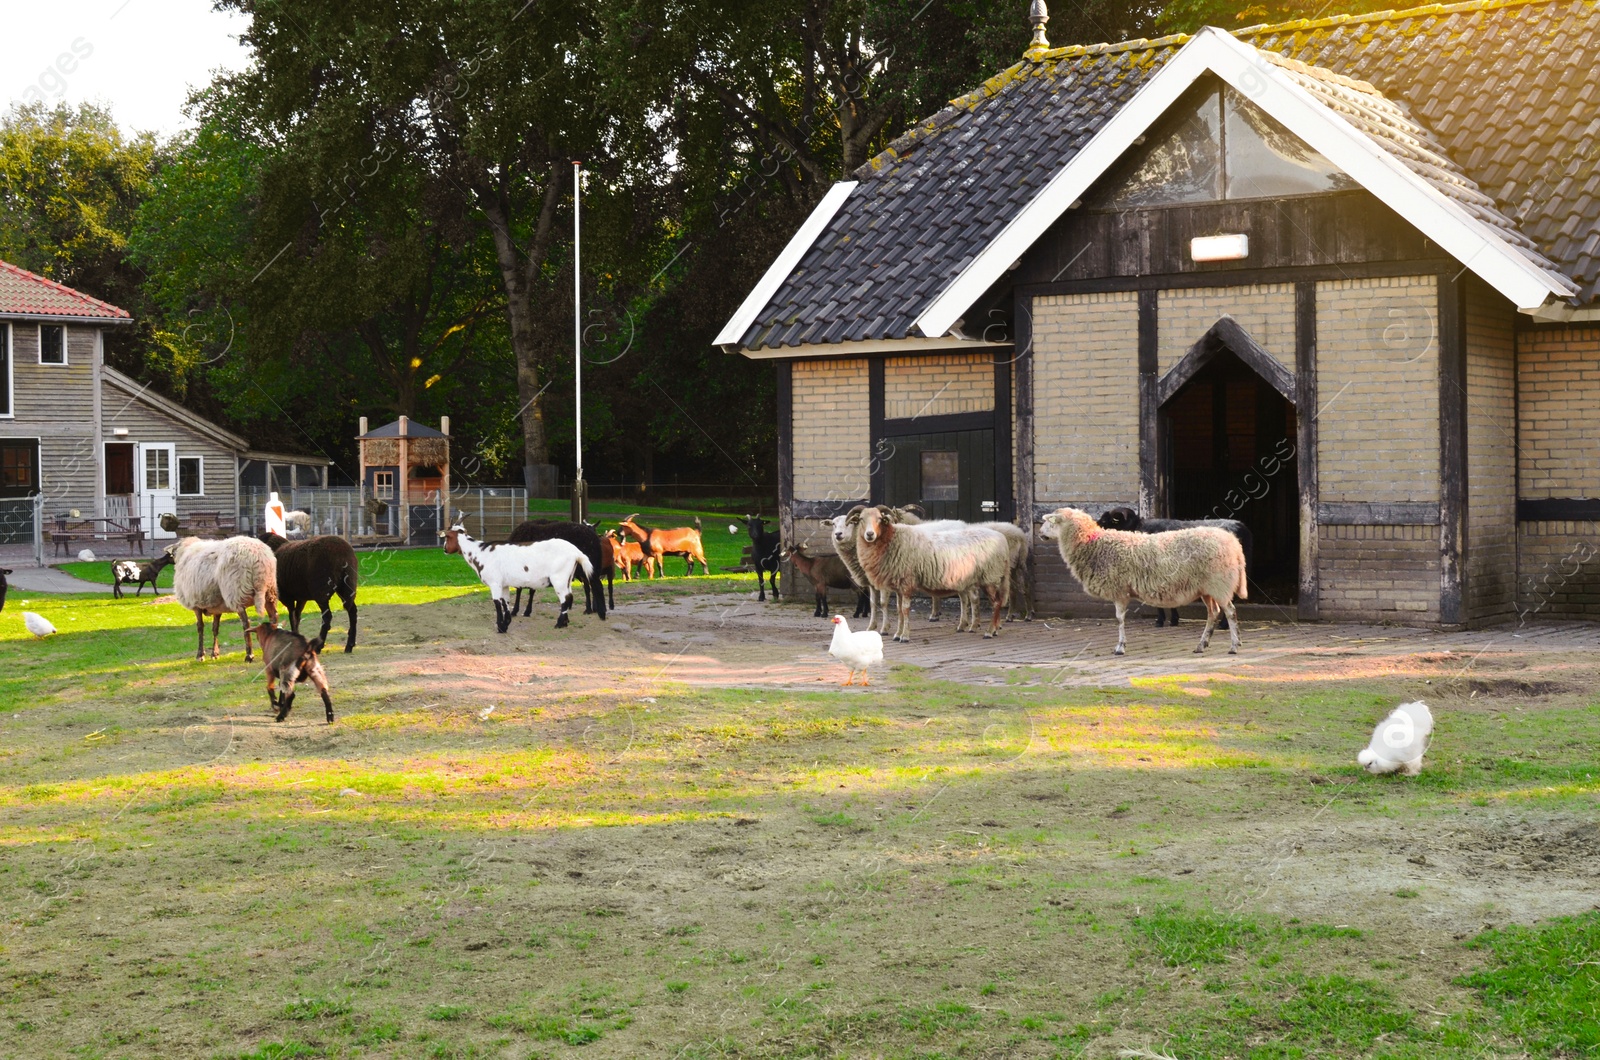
879, 430, 996, 522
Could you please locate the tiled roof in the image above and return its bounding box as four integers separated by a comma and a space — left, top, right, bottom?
0, 259, 131, 320
737, 0, 1599, 350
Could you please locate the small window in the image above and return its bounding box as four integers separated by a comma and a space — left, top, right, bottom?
373, 471, 395, 499
0, 322, 10, 415
2, 443, 36, 490
178, 456, 203, 496
39, 325, 65, 365
920, 450, 960, 501
144, 448, 171, 491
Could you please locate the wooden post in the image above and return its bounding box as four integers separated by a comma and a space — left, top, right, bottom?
398, 415, 409, 543
1438, 272, 1467, 627
1014, 291, 1034, 528
1295, 282, 1320, 621
1137, 290, 1160, 518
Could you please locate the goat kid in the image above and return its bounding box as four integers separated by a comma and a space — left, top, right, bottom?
443, 525, 593, 632
112, 552, 173, 598
251, 623, 334, 723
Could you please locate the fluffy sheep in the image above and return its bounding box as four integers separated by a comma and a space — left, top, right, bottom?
855, 505, 1012, 641
1097, 507, 1252, 628
169, 536, 280, 661
1038, 507, 1246, 656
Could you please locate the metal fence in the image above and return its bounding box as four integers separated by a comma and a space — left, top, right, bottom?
239, 486, 527, 544
0, 495, 44, 566
563, 480, 779, 513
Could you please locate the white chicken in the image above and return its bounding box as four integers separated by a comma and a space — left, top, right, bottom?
1358, 700, 1433, 776
77, 549, 96, 563
23, 612, 57, 638
828, 615, 883, 686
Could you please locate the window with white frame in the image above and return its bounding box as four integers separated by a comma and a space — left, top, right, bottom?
144, 447, 170, 490
39, 324, 65, 365
0, 322, 10, 416
373, 470, 395, 499
178, 456, 203, 496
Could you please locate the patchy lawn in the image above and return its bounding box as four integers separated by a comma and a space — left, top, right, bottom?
1, 577, 1596, 1059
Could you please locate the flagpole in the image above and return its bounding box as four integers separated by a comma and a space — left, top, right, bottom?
571, 160, 586, 523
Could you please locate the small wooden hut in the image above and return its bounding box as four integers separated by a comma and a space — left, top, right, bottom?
357, 415, 450, 543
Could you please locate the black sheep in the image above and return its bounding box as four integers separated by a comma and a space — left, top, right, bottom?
745, 514, 781, 601
111, 553, 173, 598
507, 520, 608, 619
258, 533, 360, 652
1096, 507, 1252, 628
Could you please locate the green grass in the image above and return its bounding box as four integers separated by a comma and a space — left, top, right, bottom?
1462, 911, 1600, 1053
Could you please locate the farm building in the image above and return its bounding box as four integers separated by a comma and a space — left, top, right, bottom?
717, 0, 1600, 628
357, 415, 451, 543
0, 258, 327, 551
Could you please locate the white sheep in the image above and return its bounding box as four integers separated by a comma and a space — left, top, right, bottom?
443, 524, 593, 632
169, 535, 279, 661
839, 506, 975, 633
1038, 507, 1246, 656
284, 510, 312, 537
855, 505, 1012, 641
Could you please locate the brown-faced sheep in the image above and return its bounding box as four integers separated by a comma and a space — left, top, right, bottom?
855, 505, 1012, 641
1039, 507, 1246, 656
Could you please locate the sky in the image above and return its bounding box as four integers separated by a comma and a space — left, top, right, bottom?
3, 0, 252, 136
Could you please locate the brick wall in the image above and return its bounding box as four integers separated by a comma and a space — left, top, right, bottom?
1031, 291, 1140, 615
1515, 324, 1600, 618
792, 358, 870, 501
1516, 325, 1600, 498
1317, 524, 1441, 622
1158, 283, 1297, 373
1517, 523, 1600, 620
1464, 281, 1517, 624
1315, 276, 1440, 505
883, 353, 994, 419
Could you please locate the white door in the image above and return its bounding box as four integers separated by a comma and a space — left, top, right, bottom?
137, 443, 178, 539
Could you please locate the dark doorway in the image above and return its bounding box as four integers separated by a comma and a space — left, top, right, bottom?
880, 430, 996, 522
1162, 349, 1299, 602
105, 443, 135, 495
0, 439, 39, 498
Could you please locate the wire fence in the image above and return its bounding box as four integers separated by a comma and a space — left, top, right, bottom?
0, 495, 44, 566
559, 480, 779, 514
239, 486, 528, 544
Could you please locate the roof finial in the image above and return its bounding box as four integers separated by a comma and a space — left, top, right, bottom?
1028, 0, 1050, 52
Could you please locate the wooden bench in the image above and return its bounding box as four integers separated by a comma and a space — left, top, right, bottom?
51, 516, 145, 557
180, 511, 239, 538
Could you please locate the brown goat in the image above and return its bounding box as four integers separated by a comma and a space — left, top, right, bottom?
608, 529, 654, 580
786, 545, 869, 618
617, 514, 708, 576
250, 623, 334, 723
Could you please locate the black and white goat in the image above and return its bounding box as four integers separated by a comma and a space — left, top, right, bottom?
112, 553, 174, 598
443, 524, 593, 632
1096, 507, 1252, 628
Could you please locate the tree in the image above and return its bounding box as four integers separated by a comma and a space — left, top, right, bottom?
217, 0, 609, 484
1156, 0, 1394, 32
0, 102, 165, 373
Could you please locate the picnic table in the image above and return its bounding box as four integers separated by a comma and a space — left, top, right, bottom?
51, 515, 145, 557
178, 511, 239, 538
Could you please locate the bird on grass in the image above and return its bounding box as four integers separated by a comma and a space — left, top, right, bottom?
1358, 700, 1433, 776
23, 612, 57, 638
828, 615, 883, 687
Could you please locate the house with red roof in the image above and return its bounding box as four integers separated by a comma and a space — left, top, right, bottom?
721, 0, 1600, 628
0, 259, 266, 551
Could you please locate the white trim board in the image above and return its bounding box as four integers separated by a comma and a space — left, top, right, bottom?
913, 28, 1575, 338
738, 336, 1010, 361
713, 180, 858, 348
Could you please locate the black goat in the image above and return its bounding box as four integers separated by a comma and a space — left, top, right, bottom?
258, 533, 360, 652
111, 553, 173, 598
745, 514, 781, 601
0, 567, 10, 611
1096, 507, 1252, 628
507, 520, 608, 619
785, 545, 867, 618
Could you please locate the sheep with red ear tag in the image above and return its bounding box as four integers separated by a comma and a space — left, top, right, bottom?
1358, 701, 1433, 776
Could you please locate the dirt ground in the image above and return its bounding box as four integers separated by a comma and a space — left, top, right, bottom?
2, 581, 1597, 1058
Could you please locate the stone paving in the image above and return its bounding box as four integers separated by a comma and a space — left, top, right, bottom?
616, 591, 1600, 689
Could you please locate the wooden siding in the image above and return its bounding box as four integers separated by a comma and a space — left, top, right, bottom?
2, 326, 99, 513
1019, 190, 1436, 285
103, 393, 239, 517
